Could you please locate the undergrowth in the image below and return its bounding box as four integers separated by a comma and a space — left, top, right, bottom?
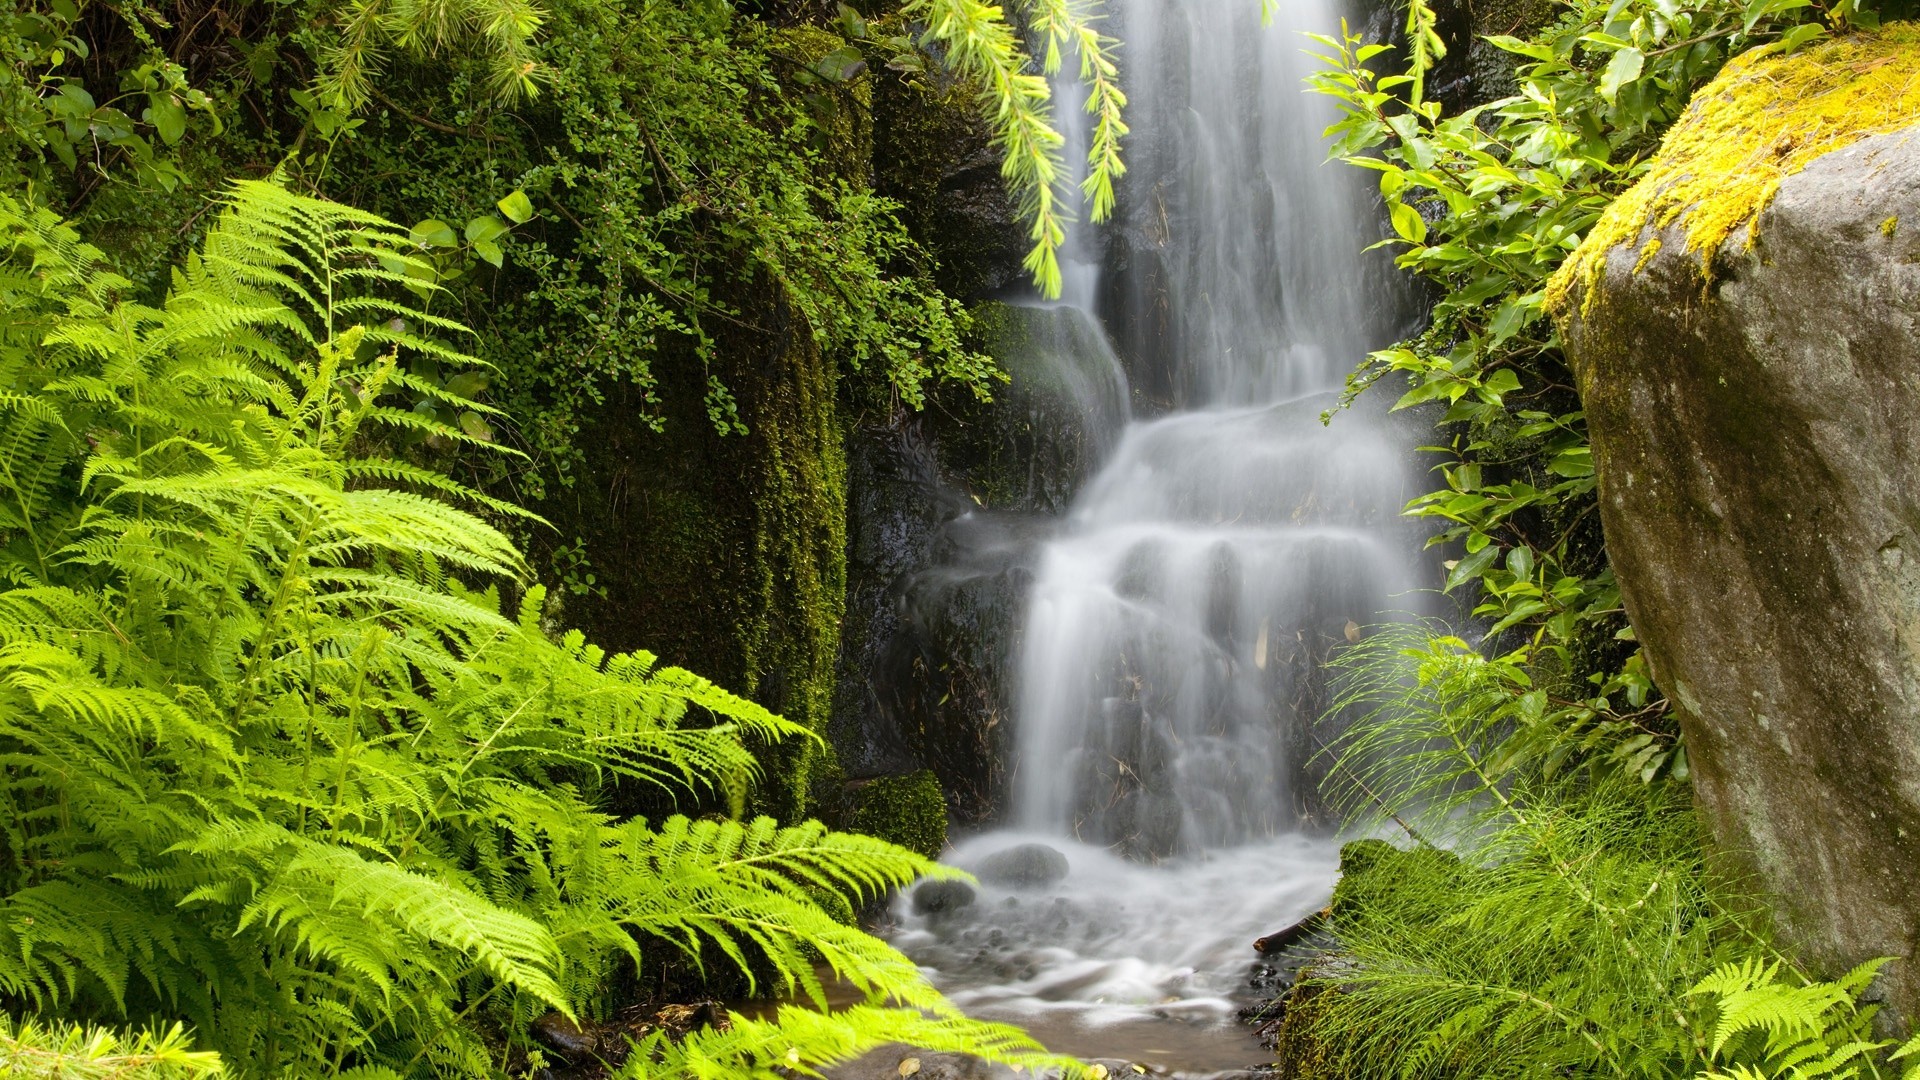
1305, 625, 1920, 1080
0, 179, 1081, 1078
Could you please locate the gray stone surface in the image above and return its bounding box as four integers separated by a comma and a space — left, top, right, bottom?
1561, 124, 1920, 1023
911, 879, 978, 916
977, 843, 1071, 889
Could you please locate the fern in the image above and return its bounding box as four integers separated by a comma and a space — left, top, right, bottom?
1691, 959, 1902, 1080
0, 182, 1064, 1077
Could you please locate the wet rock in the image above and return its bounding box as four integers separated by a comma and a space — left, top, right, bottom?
825, 1049, 996, 1080
1555, 46, 1920, 1025
529, 1012, 597, 1063
911, 879, 978, 915
977, 843, 1069, 889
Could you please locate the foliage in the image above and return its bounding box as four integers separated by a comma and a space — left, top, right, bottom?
907, 0, 1127, 296
1309, 628, 1741, 1078
309, 0, 546, 109
0, 1017, 222, 1079
1308, 0, 1903, 779
0, 2, 219, 196
0, 180, 1070, 1078
1691, 959, 1920, 1080
313, 0, 1008, 471
0, 0, 1065, 480
1311, 626, 1920, 1080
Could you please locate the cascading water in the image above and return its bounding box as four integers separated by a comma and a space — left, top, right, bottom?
887, 0, 1431, 1071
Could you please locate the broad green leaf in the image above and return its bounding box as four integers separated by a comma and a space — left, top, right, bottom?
464, 215, 509, 243
410, 219, 458, 248
146, 94, 186, 145
1390, 202, 1428, 244
458, 411, 495, 441
1598, 47, 1644, 103
1445, 544, 1500, 592
496, 190, 534, 224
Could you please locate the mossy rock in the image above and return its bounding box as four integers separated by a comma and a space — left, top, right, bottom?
1553, 22, 1920, 1027
1549, 23, 1920, 314
847, 770, 949, 859
1330, 839, 1463, 926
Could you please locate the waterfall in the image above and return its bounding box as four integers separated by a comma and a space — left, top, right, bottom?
1009, 0, 1417, 854
889, 0, 1429, 1069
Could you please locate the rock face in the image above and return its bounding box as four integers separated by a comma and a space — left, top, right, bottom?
1560, 120, 1920, 1019
829, 304, 1129, 824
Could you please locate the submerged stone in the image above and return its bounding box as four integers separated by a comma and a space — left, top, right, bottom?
976, 843, 1070, 889
911, 879, 977, 916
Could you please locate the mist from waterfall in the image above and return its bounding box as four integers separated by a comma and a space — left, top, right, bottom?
889, 0, 1431, 1070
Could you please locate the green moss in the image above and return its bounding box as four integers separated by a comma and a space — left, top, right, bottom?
737, 299, 850, 823
1550, 24, 1920, 314
848, 770, 949, 858
1884, 215, 1901, 237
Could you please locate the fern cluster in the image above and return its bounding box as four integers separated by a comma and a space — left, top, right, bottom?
0, 182, 1071, 1077
1300, 627, 1916, 1080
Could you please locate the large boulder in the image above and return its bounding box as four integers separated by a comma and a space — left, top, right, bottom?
1554, 30, 1920, 1022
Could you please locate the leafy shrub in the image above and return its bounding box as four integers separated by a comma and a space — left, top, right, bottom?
1308, 0, 1909, 781
0, 180, 1068, 1078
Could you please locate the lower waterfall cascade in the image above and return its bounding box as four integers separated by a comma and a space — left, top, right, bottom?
884, 0, 1435, 1071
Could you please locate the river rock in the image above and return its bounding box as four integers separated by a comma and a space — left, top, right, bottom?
976, 843, 1070, 889
825, 1049, 996, 1080
1558, 102, 1920, 1022
911, 879, 977, 916
529, 1011, 597, 1063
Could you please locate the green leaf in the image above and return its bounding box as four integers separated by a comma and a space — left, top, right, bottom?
814, 46, 868, 82
1390, 202, 1428, 244
496, 190, 534, 225
1482, 368, 1523, 400
410, 219, 458, 248
473, 238, 504, 267
1598, 47, 1644, 103
457, 411, 495, 441
1507, 545, 1534, 581
464, 215, 509, 243
1445, 544, 1500, 592
1744, 0, 1812, 30
146, 94, 186, 145
836, 1, 868, 39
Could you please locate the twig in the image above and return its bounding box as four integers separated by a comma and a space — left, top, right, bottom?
370, 89, 479, 138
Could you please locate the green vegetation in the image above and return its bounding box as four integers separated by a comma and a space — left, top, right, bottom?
849, 770, 949, 859
1311, 0, 1913, 781
1300, 626, 1920, 1079
1296, 3, 1920, 1076
0, 179, 1092, 1077
0, 0, 1146, 1069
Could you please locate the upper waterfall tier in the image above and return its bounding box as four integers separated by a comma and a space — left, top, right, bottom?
1105, 0, 1404, 407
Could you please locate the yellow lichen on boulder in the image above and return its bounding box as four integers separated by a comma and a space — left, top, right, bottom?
1548, 23, 1920, 314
